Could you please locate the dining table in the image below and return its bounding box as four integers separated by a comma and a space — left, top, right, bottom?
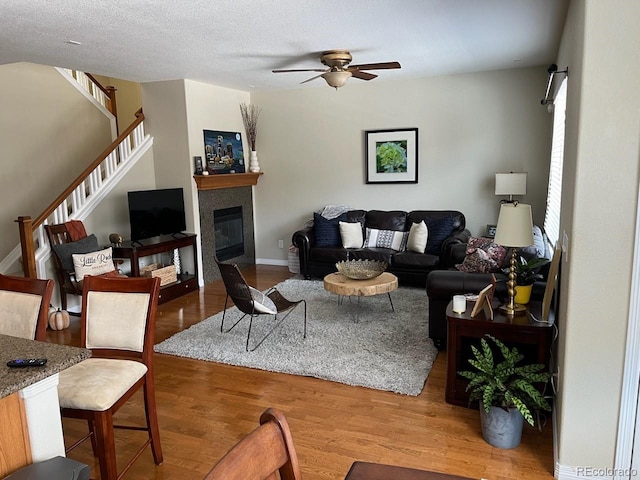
344, 461, 475, 480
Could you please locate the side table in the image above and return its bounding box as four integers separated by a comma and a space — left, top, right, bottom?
445, 300, 553, 407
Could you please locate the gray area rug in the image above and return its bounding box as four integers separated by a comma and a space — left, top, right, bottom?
154, 278, 438, 395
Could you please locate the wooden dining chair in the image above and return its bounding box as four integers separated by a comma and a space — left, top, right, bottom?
216, 259, 307, 351
57, 275, 162, 480
0, 273, 54, 341
203, 408, 302, 480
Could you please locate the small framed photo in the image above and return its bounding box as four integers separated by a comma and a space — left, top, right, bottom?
194, 156, 203, 175
486, 224, 497, 238
471, 283, 495, 320
365, 128, 418, 184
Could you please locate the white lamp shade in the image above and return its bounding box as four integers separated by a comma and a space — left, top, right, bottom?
322, 70, 352, 88
494, 203, 534, 247
495, 173, 527, 196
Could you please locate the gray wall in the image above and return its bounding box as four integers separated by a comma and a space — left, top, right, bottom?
250, 67, 552, 263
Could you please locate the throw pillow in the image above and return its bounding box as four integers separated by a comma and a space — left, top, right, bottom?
72, 247, 116, 281
248, 286, 277, 314
406, 221, 428, 253
52, 234, 100, 271
455, 237, 508, 273
363, 228, 409, 252
424, 216, 456, 255
339, 221, 363, 249
314, 212, 347, 248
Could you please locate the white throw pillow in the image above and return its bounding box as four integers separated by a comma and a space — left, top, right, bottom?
248, 286, 277, 314
72, 247, 115, 281
339, 221, 363, 248
407, 221, 428, 253
363, 228, 409, 252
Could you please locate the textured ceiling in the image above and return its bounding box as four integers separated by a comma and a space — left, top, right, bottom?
0, 0, 569, 91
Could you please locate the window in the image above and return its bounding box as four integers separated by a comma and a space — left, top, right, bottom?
543, 78, 567, 248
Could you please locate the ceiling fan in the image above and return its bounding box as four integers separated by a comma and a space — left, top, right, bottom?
272, 50, 401, 89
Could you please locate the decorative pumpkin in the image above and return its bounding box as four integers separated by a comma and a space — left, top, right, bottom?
48, 308, 70, 330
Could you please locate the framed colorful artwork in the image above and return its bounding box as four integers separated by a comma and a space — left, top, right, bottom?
365, 128, 418, 184
203, 130, 245, 174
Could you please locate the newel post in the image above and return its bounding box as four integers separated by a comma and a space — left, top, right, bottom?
16, 216, 37, 278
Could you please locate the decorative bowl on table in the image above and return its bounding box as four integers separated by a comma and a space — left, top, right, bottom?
335, 260, 388, 280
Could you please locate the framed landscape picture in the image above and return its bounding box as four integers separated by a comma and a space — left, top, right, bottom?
365, 128, 418, 184
203, 130, 245, 174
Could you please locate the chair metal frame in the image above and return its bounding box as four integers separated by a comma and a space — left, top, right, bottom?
202, 408, 302, 480
61, 275, 163, 480
0, 273, 54, 341
216, 260, 306, 351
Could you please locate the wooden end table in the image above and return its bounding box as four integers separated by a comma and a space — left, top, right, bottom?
323, 272, 398, 323
445, 299, 553, 407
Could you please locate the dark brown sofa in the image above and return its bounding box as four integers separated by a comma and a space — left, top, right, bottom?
292, 209, 470, 285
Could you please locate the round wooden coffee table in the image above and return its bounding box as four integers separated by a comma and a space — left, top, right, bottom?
323, 272, 398, 322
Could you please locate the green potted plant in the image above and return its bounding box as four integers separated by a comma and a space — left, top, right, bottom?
458, 335, 552, 449
502, 255, 549, 304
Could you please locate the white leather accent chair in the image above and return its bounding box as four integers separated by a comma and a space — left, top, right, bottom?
0, 273, 53, 341
57, 275, 162, 480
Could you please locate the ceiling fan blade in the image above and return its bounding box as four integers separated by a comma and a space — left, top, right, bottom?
300, 74, 324, 84
351, 70, 377, 81
272, 68, 327, 73
348, 61, 401, 71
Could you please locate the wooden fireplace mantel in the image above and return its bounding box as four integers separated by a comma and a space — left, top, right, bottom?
193, 172, 263, 191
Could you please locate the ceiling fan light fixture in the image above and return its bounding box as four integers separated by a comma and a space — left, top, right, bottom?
322, 70, 352, 89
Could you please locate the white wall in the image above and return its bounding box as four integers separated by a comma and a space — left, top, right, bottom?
0, 62, 113, 259
250, 67, 552, 262
554, 0, 640, 473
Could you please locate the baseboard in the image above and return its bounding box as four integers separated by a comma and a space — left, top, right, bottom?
555, 463, 619, 479
255, 258, 288, 267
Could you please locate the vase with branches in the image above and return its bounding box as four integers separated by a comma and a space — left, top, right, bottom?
240, 103, 261, 172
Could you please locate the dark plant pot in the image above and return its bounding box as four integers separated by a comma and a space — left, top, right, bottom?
479, 401, 524, 449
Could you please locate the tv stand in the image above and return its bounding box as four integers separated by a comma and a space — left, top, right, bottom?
112, 233, 199, 304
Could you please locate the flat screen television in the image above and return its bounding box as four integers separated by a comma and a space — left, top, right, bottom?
127, 188, 186, 241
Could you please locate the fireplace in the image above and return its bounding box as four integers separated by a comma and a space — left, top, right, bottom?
214, 206, 244, 261
198, 186, 255, 283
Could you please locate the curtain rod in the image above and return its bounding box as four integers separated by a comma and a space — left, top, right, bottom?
541, 64, 568, 105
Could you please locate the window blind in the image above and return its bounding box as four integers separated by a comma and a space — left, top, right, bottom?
543, 78, 567, 247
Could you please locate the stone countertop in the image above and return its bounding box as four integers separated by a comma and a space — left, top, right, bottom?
0, 334, 91, 398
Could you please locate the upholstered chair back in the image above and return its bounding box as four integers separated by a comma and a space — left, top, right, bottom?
0, 274, 54, 341
85, 291, 150, 352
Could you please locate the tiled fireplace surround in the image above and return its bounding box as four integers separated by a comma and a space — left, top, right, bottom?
199, 186, 255, 283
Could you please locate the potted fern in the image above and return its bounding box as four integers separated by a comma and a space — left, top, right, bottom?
458, 335, 552, 449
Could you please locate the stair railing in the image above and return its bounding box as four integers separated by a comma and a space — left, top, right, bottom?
16, 109, 147, 278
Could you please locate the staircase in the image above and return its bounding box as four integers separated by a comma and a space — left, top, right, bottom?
4, 70, 152, 279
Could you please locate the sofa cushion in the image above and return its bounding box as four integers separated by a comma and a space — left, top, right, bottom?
310, 247, 349, 264
424, 216, 456, 255
347, 248, 394, 264
407, 221, 428, 253
391, 251, 440, 269
314, 212, 347, 247
339, 221, 364, 248
364, 228, 409, 251
52, 234, 100, 271
365, 210, 407, 231
455, 236, 507, 273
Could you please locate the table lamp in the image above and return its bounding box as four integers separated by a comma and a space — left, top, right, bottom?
495, 172, 527, 203
493, 202, 534, 316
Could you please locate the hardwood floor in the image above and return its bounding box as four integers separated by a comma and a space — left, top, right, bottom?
48, 265, 554, 480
